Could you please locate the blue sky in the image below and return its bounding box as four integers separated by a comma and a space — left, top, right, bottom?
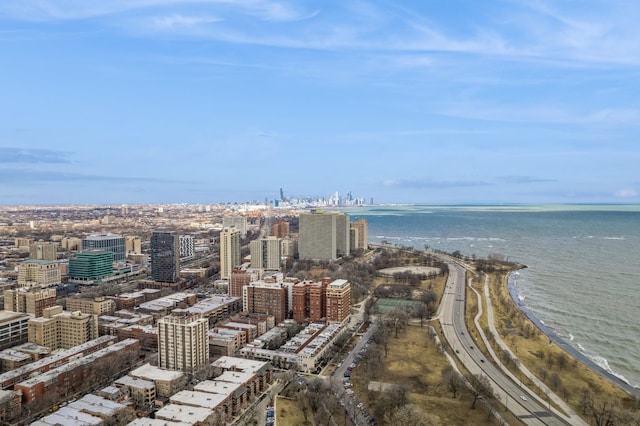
1, 0, 639, 205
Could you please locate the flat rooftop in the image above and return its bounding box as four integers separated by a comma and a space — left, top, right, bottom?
155, 403, 213, 424
170, 390, 228, 409
130, 363, 185, 382
212, 356, 269, 374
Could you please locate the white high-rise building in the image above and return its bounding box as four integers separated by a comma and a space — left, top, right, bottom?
157, 313, 209, 373
179, 235, 195, 259
249, 237, 281, 270
220, 227, 241, 280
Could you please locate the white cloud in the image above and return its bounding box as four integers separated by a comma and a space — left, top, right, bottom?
615, 189, 638, 198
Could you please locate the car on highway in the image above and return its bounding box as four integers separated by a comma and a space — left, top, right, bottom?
520, 395, 527, 401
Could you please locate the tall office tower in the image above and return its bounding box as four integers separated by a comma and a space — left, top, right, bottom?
350, 218, 369, 250
125, 236, 142, 254
298, 211, 350, 261
243, 282, 288, 324
82, 233, 126, 262
222, 216, 247, 238
29, 242, 58, 261
220, 227, 241, 280
17, 260, 61, 287
249, 237, 281, 270
151, 229, 180, 283
68, 250, 113, 282
326, 279, 351, 323
4, 287, 57, 317
272, 220, 289, 238
229, 267, 262, 298
179, 235, 195, 259
157, 313, 209, 373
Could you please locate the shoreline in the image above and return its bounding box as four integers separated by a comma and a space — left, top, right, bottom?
507, 271, 640, 398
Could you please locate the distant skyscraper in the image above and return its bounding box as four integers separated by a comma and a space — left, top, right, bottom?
157, 313, 209, 373
220, 227, 241, 280
82, 233, 126, 262
299, 211, 350, 261
151, 229, 180, 283
250, 237, 281, 270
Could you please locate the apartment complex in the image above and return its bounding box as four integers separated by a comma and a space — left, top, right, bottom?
28, 306, 99, 350
242, 281, 288, 324
4, 287, 57, 317
17, 260, 61, 287
299, 211, 350, 261
228, 267, 262, 299
82, 233, 126, 262
0, 312, 30, 351
179, 234, 195, 259
151, 229, 180, 283
222, 216, 247, 238
350, 218, 369, 250
125, 236, 142, 254
220, 227, 241, 280
271, 220, 289, 238
66, 297, 116, 316
249, 236, 281, 270
292, 278, 330, 322
29, 242, 58, 261
326, 279, 351, 323
157, 312, 209, 373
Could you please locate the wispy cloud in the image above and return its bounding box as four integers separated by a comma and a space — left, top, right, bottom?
0, 167, 192, 184
382, 178, 492, 189
0, 147, 71, 164
498, 175, 557, 184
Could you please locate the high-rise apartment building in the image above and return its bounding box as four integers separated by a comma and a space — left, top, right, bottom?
229, 267, 262, 299
151, 230, 180, 283
17, 260, 61, 287
4, 287, 57, 317
299, 211, 350, 261
326, 279, 351, 323
350, 218, 368, 250
66, 297, 116, 316
220, 228, 241, 280
125, 236, 142, 254
249, 237, 281, 270
82, 233, 126, 262
29, 242, 58, 261
157, 313, 209, 373
179, 235, 195, 259
292, 278, 330, 322
61, 237, 82, 251
222, 216, 247, 238
243, 282, 288, 324
68, 250, 113, 282
271, 220, 289, 238
15, 238, 33, 249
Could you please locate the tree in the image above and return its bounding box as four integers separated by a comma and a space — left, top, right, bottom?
441, 365, 464, 399
385, 308, 409, 338
466, 374, 495, 410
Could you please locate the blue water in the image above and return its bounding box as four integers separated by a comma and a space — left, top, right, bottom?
340, 205, 640, 387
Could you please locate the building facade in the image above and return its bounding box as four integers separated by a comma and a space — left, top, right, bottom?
82, 233, 126, 262
68, 250, 114, 282
151, 230, 180, 283
222, 216, 247, 238
157, 313, 209, 373
28, 306, 99, 350
243, 282, 288, 324
219, 228, 241, 280
326, 279, 351, 323
179, 235, 195, 259
350, 218, 369, 250
249, 237, 281, 270
4, 288, 57, 317
125, 236, 142, 254
29, 242, 58, 261
299, 211, 350, 261
17, 260, 61, 287
271, 220, 289, 238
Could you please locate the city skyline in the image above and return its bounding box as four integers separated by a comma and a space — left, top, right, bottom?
2, 1, 640, 205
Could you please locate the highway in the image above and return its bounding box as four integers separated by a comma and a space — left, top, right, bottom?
438, 262, 570, 426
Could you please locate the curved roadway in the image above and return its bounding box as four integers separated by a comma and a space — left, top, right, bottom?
439, 262, 570, 426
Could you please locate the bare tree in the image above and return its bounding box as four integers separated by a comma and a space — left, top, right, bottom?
466, 374, 495, 410
441, 365, 464, 399
385, 308, 409, 338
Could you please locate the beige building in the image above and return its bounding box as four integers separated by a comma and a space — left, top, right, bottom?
125, 236, 142, 254
299, 211, 350, 261
60, 237, 82, 251
326, 279, 351, 323
219, 227, 241, 280
4, 287, 57, 317
350, 218, 369, 250
67, 297, 116, 316
28, 306, 98, 350
158, 312, 209, 373
249, 237, 281, 270
14, 238, 32, 249
29, 242, 58, 261
17, 260, 61, 287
